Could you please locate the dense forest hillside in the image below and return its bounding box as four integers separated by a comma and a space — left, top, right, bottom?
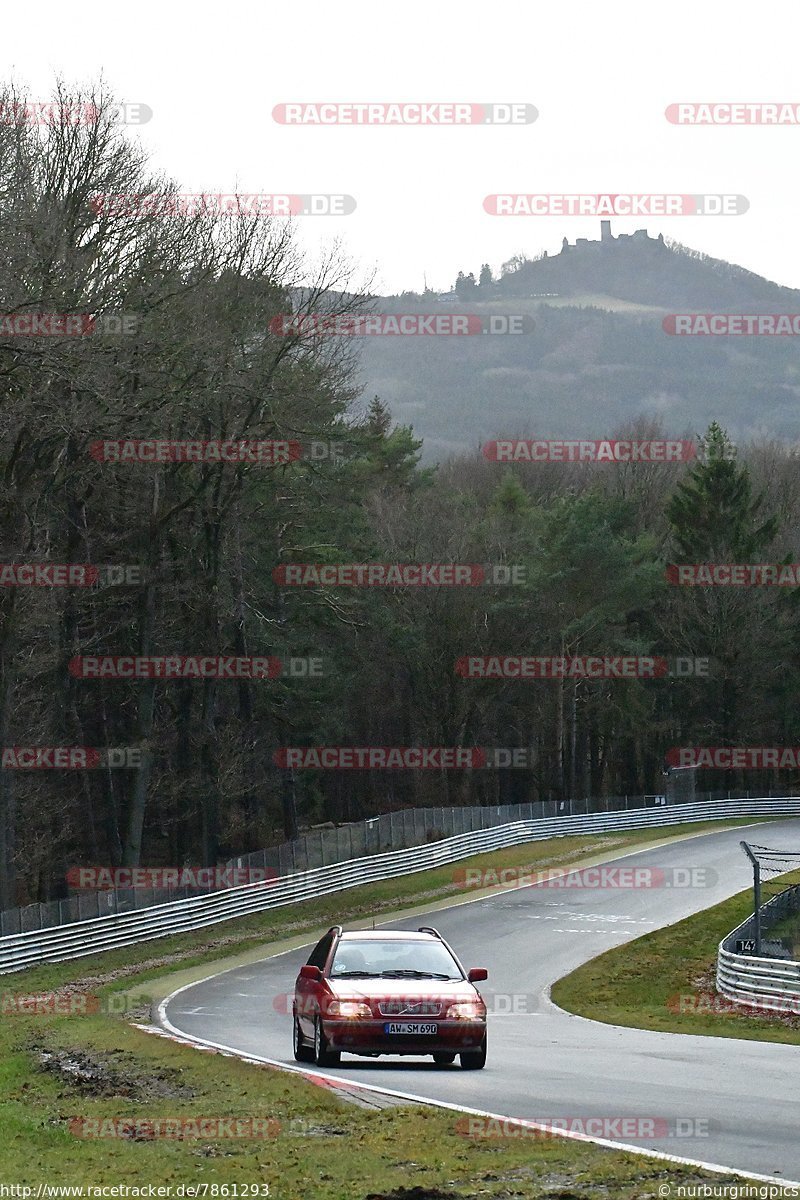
3, 93, 800, 908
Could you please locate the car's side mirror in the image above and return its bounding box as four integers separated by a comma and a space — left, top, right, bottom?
299, 965, 322, 981
467, 968, 488, 982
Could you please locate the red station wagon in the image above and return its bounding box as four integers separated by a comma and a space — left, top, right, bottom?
292, 926, 488, 1069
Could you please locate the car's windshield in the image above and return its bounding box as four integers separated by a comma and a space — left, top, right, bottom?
330, 938, 462, 979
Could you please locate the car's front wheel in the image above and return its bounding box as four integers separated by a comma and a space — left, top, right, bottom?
293, 1014, 314, 1063
460, 1034, 487, 1070
313, 1017, 341, 1067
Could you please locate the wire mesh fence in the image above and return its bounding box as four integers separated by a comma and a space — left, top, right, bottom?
735, 842, 800, 958
0, 784, 786, 937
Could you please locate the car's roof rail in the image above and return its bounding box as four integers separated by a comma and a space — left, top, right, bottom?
417, 926, 442, 939
329, 925, 343, 938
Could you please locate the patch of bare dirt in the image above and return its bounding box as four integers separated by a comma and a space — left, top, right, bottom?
364, 1190, 462, 1200
35, 1046, 196, 1100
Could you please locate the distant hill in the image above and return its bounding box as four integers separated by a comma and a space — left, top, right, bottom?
485, 222, 800, 309
353, 223, 800, 460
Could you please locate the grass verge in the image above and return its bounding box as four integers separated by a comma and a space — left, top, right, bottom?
551, 869, 800, 1046
0, 818, 786, 1196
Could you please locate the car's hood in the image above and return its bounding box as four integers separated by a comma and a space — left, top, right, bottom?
327, 977, 477, 1002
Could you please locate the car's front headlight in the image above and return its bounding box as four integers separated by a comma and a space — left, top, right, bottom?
326, 1000, 372, 1018
445, 1001, 485, 1020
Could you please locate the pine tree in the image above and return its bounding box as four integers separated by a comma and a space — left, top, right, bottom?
666, 423, 778, 559
664, 422, 785, 749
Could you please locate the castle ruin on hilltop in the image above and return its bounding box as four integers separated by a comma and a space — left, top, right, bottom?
560, 220, 666, 253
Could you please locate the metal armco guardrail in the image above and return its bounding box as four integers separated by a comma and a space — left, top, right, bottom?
2, 795, 800, 975
0, 793, 668, 935
717, 883, 800, 1010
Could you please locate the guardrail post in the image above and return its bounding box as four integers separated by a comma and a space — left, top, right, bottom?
741, 841, 762, 956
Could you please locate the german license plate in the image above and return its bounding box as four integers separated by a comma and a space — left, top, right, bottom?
384, 1022, 438, 1035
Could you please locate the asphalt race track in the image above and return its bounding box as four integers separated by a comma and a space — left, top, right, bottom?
161, 820, 800, 1181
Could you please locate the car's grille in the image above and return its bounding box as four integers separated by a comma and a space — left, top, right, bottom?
377, 1000, 444, 1017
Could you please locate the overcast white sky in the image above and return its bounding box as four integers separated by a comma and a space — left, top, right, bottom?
5, 0, 800, 294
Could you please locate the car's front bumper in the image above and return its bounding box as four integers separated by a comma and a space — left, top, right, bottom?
323, 1017, 487, 1055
